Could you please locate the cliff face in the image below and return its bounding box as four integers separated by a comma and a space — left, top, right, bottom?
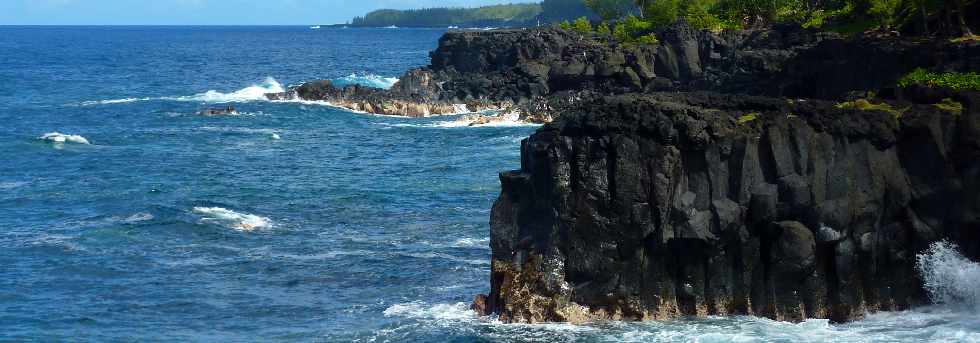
480, 90, 980, 323
270, 25, 978, 122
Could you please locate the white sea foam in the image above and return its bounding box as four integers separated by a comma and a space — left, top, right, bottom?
452, 237, 489, 248
192, 207, 271, 231
0, 181, 28, 190
333, 73, 399, 90
916, 240, 980, 310
383, 302, 476, 321
39, 132, 90, 145
79, 97, 153, 106
176, 77, 285, 103
271, 133, 281, 140
123, 212, 154, 223
79, 77, 285, 106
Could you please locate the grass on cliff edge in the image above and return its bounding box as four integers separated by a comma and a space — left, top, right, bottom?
898, 68, 980, 92
737, 112, 760, 124
836, 99, 907, 121
935, 98, 964, 116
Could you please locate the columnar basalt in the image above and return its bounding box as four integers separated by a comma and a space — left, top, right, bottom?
479, 90, 980, 323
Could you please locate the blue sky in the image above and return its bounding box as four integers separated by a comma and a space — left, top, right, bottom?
0, 0, 539, 25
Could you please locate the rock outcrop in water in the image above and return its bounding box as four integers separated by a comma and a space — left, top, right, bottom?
480, 88, 980, 324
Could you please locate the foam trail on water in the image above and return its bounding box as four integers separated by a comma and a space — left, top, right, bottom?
332, 73, 399, 90
192, 207, 271, 231
80, 97, 153, 106
916, 240, 980, 310
39, 132, 90, 145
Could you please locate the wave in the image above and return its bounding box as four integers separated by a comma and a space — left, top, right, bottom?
78, 77, 285, 106
192, 207, 271, 231
452, 237, 489, 248
916, 240, 980, 310
176, 77, 285, 103
39, 132, 90, 145
384, 302, 475, 321
332, 73, 399, 90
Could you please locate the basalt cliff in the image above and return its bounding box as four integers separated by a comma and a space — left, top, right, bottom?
459, 24, 980, 323
269, 23, 976, 123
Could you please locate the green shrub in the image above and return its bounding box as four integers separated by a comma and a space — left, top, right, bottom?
738, 112, 760, 124
595, 21, 612, 35
623, 15, 653, 34
572, 16, 593, 33
613, 21, 630, 41
611, 15, 654, 43
898, 68, 980, 91
684, 0, 724, 30
559, 20, 572, 29
636, 33, 660, 44
934, 98, 964, 116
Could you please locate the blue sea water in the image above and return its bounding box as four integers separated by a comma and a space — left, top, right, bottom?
1, 26, 979, 342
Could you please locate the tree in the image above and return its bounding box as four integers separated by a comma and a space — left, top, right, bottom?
869, 0, 902, 28
950, 0, 974, 36
572, 16, 594, 32
584, 0, 635, 21
643, 0, 683, 27
541, 0, 597, 22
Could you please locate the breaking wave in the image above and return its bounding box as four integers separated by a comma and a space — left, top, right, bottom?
192, 207, 272, 231
176, 77, 285, 103
916, 240, 980, 310
39, 132, 90, 145
79, 77, 285, 105
332, 73, 399, 90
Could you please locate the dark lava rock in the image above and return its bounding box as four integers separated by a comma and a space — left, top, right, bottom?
479, 90, 980, 323
269, 24, 978, 122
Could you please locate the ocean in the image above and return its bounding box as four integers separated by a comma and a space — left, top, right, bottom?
1, 26, 978, 342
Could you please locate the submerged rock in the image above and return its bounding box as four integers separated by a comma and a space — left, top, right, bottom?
198, 106, 237, 116
478, 90, 980, 323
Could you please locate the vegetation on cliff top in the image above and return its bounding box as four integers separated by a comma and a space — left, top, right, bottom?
899, 68, 980, 91
351, 4, 542, 27
349, 0, 595, 27
576, 0, 976, 37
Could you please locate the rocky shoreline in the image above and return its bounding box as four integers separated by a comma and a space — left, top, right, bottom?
434, 24, 976, 323
270, 23, 979, 323
267, 23, 976, 122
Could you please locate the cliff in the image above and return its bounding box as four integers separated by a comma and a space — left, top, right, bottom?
478, 88, 980, 323
268, 24, 978, 124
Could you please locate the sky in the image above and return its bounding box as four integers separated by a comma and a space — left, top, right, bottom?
0, 0, 539, 25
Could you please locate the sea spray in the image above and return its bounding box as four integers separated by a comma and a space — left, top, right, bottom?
916, 240, 980, 310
